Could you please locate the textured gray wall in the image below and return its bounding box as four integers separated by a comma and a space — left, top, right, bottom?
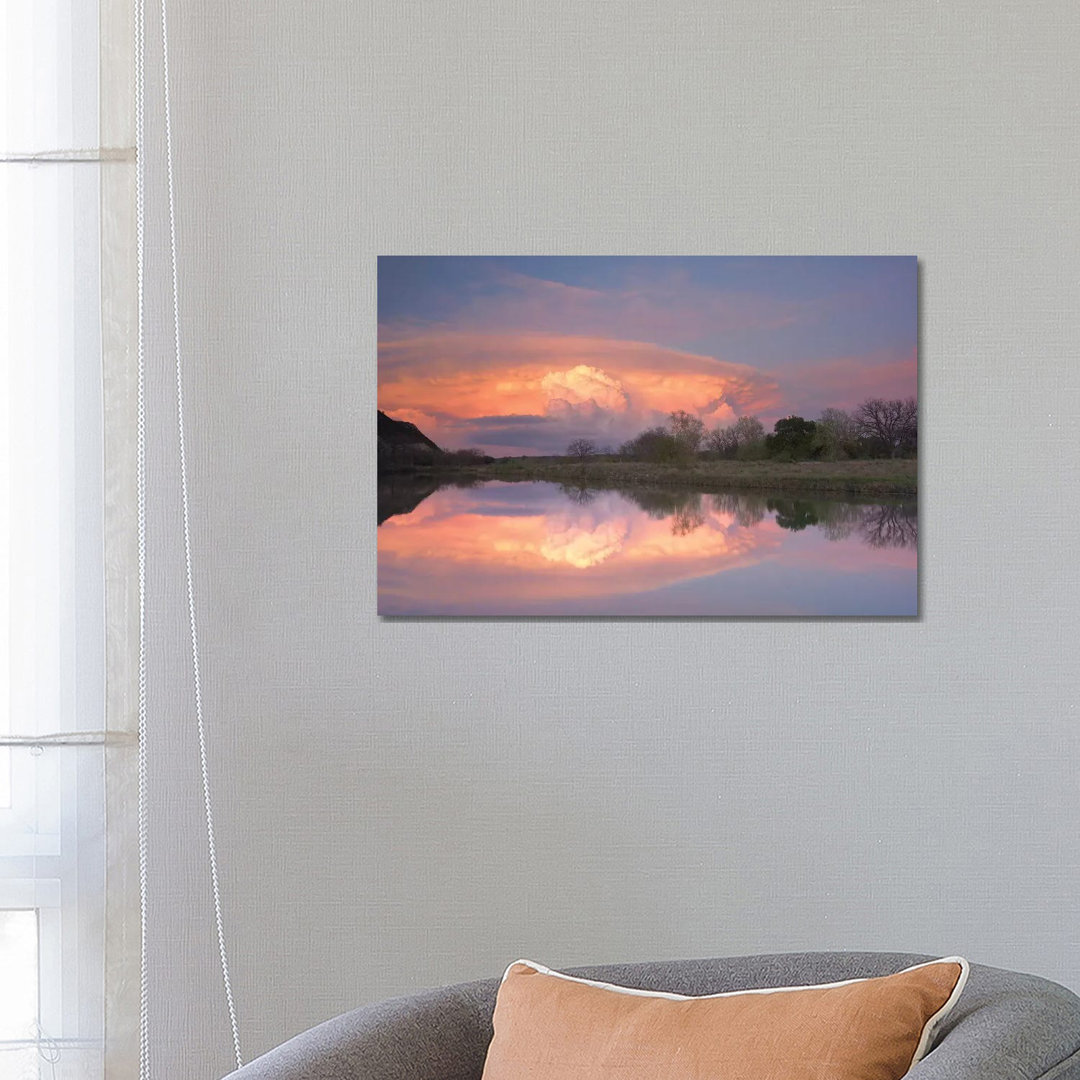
139, 2, 1080, 1077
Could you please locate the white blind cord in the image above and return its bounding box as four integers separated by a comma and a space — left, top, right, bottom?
134, 0, 151, 1074
158, 0, 244, 1066
159, 0, 244, 1065
135, 0, 244, 1070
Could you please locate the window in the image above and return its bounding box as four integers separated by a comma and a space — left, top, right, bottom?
2, 2, 110, 1077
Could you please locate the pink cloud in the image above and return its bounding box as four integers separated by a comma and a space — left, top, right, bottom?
378, 332, 781, 453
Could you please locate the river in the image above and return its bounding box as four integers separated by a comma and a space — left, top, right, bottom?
377, 477, 917, 617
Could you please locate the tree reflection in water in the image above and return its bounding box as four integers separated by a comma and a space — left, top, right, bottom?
624, 488, 918, 549
711, 492, 767, 528
618, 489, 708, 536
380, 476, 916, 550
859, 503, 918, 548
606, 487, 916, 545
671, 500, 708, 536
767, 498, 820, 532
558, 483, 598, 506
763, 496, 917, 549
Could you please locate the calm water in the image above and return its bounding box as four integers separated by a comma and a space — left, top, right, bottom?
377, 478, 917, 617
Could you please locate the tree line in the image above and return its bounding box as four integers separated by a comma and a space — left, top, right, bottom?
567, 398, 917, 466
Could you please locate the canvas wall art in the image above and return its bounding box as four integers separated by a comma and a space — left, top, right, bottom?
377, 256, 917, 617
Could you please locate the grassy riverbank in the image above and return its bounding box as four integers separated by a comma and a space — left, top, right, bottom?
430, 457, 917, 497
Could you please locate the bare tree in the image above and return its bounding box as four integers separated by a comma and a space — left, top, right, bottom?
816, 408, 857, 457
707, 416, 764, 458
731, 416, 765, 446
566, 438, 598, 463
668, 410, 706, 454
707, 426, 738, 458
819, 407, 855, 439
853, 398, 917, 457
621, 427, 677, 463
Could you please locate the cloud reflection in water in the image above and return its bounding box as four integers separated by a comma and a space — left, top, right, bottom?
377, 481, 917, 617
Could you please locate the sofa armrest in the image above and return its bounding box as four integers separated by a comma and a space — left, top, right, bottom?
221, 959, 1080, 1080
909, 967, 1080, 1080
221, 979, 496, 1080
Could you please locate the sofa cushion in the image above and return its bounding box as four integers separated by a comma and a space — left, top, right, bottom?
480, 956, 968, 1080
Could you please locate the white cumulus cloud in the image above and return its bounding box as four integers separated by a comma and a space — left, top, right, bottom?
540, 365, 629, 414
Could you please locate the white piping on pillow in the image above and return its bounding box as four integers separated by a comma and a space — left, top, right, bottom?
502, 956, 970, 1069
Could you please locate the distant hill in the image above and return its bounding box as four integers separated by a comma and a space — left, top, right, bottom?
377, 410, 443, 469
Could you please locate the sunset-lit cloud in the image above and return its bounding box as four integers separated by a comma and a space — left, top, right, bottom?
378, 332, 780, 453
541, 364, 629, 414
378, 257, 917, 454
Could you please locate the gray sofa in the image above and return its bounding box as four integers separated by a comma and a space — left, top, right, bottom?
223, 952, 1080, 1079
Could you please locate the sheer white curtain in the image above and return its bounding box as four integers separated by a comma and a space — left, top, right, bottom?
1, 1, 137, 1078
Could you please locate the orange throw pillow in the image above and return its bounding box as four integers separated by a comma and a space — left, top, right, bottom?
481, 957, 968, 1080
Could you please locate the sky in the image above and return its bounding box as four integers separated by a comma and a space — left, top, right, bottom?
377, 255, 917, 456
